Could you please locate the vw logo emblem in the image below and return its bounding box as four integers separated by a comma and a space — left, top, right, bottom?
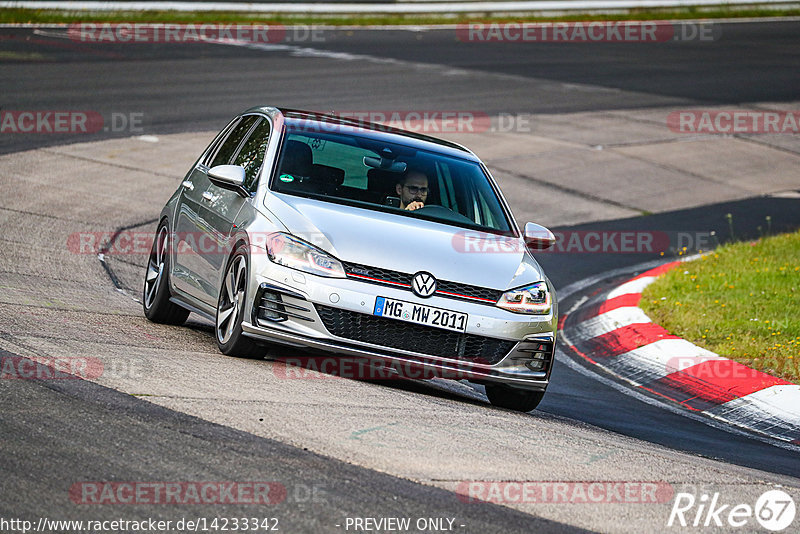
412, 272, 437, 298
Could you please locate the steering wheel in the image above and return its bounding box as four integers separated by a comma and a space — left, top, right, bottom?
413, 204, 452, 215
412, 204, 475, 225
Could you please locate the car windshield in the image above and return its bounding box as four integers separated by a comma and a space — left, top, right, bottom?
269, 126, 514, 235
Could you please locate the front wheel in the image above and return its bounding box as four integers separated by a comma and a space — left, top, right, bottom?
215, 245, 263, 359
485, 384, 545, 412
143, 223, 190, 325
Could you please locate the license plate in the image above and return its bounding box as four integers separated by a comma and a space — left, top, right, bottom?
373, 297, 468, 333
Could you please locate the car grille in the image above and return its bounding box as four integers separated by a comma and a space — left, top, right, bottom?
315, 305, 516, 365
341, 261, 503, 305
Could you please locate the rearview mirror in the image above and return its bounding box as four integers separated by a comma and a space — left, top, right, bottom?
208, 165, 245, 189
363, 156, 407, 173
524, 222, 556, 250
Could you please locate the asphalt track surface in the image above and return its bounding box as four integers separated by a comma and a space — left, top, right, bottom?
1, 21, 800, 532
2, 21, 800, 154
1, 347, 585, 532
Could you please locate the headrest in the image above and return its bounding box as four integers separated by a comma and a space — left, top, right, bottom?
313, 164, 345, 187
280, 140, 313, 177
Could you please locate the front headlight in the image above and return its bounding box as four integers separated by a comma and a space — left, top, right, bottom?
265, 233, 346, 278
496, 281, 551, 315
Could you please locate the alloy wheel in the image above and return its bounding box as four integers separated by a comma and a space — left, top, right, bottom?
217, 255, 247, 344
144, 226, 168, 310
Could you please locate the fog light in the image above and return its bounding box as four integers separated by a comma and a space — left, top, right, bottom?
526, 359, 545, 372
259, 291, 286, 322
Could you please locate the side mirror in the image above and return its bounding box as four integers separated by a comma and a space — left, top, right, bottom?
208, 165, 246, 193
524, 222, 556, 250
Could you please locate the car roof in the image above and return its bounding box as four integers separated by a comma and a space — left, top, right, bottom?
241, 106, 482, 163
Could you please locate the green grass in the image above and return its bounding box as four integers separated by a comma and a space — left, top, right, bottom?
2, 7, 800, 25
640, 230, 800, 384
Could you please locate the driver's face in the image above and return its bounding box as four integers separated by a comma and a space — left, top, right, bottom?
396, 172, 428, 208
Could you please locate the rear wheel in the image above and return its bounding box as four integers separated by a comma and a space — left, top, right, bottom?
216, 245, 263, 358
485, 384, 545, 412
143, 223, 190, 325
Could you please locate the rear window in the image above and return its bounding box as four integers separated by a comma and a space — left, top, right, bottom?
270, 129, 513, 235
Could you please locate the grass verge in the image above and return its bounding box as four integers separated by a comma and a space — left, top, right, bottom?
640, 230, 800, 384
1, 7, 800, 25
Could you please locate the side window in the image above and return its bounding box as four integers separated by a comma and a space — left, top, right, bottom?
201, 118, 239, 167
233, 118, 271, 191
209, 115, 259, 168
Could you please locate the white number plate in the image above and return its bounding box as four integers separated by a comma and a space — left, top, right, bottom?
373, 297, 468, 333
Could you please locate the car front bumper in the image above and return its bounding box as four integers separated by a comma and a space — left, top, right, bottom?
241, 263, 557, 391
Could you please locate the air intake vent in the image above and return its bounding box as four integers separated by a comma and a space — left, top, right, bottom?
315, 304, 516, 365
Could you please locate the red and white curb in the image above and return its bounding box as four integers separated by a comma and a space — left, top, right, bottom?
560, 261, 800, 444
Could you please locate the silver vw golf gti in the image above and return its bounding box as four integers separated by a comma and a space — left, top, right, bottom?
144, 107, 557, 411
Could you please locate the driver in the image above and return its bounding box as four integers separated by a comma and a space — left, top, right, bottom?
395, 169, 428, 211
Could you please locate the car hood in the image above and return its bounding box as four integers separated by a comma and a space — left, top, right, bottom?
264, 193, 545, 290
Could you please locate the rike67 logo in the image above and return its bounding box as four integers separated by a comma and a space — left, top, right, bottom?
668, 489, 796, 531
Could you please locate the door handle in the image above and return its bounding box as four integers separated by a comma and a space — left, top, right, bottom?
181, 180, 194, 191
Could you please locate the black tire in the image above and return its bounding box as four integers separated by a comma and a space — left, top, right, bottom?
215, 244, 263, 359
485, 384, 545, 412
143, 222, 190, 325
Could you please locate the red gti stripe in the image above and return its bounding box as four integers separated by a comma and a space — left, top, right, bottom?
348, 273, 497, 303
348, 273, 411, 288
436, 290, 496, 303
